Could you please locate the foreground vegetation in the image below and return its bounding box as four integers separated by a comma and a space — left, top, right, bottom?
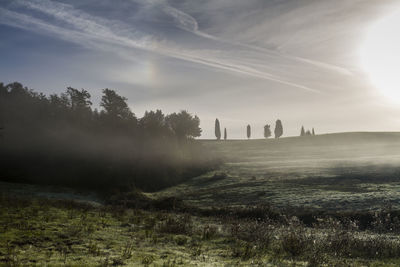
2, 190, 400, 266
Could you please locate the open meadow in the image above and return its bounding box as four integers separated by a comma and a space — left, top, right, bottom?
3, 0, 400, 265
3, 133, 400, 266
156, 132, 400, 212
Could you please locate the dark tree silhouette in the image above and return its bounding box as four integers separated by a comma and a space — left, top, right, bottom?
0, 82, 5, 94
49, 93, 70, 111
247, 124, 251, 139
224, 128, 227, 140
274, 119, 283, 139
215, 118, 221, 140
0, 82, 211, 192
264, 124, 271, 139
300, 126, 305, 137
166, 110, 201, 140
306, 130, 311, 136
66, 87, 92, 112
140, 110, 170, 137
312, 128, 315, 136
100, 88, 135, 121
0, 83, 5, 142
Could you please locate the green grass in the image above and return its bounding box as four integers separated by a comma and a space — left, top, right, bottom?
4, 132, 400, 266
2, 194, 400, 266
1, 194, 324, 266
0, 196, 230, 266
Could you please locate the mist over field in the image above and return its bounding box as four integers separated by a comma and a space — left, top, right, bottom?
2, 0, 400, 266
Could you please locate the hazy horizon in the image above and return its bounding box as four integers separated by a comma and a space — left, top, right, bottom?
1, 0, 400, 139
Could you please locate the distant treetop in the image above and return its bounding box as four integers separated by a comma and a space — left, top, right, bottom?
274, 119, 283, 139
215, 118, 221, 140
101, 88, 135, 121
264, 124, 271, 139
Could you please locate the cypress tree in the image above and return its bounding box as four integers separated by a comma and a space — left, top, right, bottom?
215, 118, 221, 140
274, 119, 283, 139
247, 124, 251, 139
264, 124, 271, 139
300, 126, 305, 136
224, 128, 227, 140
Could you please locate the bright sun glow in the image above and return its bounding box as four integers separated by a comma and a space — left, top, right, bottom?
360, 10, 400, 103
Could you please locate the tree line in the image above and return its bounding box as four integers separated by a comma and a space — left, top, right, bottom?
300, 126, 316, 137
214, 119, 283, 140
0, 82, 215, 192
213, 119, 318, 140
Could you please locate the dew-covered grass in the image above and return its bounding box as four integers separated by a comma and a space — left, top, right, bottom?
4, 132, 400, 266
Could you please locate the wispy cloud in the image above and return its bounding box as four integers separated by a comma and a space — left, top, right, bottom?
0, 0, 358, 93
158, 0, 353, 77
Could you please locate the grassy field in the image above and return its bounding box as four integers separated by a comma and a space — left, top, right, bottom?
3, 191, 400, 266
155, 132, 400, 212
0, 195, 244, 266
4, 132, 400, 266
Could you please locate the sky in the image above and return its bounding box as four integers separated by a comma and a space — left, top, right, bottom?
1, 0, 400, 139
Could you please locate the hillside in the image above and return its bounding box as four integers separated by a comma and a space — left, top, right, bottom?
156, 132, 400, 211
4, 132, 400, 266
